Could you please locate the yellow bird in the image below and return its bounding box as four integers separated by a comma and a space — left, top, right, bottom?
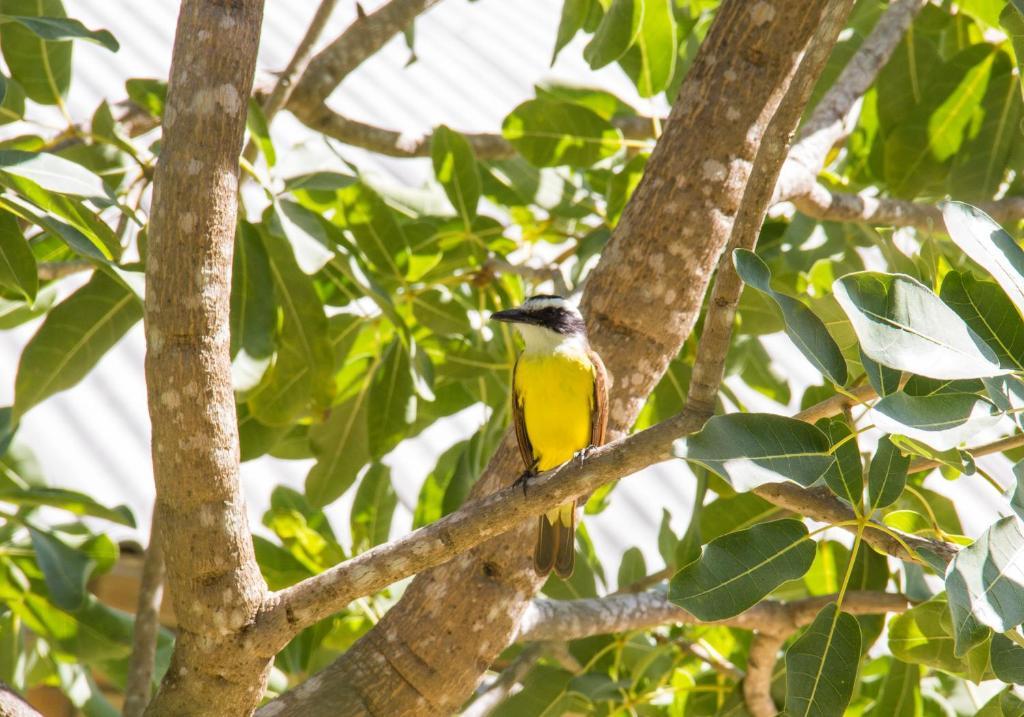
491, 295, 608, 578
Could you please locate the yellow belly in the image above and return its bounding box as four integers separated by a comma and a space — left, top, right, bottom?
515, 351, 595, 472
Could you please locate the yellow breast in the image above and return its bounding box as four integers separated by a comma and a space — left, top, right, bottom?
514, 350, 595, 471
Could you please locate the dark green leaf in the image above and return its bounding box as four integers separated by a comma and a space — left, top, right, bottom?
248, 224, 333, 425
0, 208, 34, 300
834, 271, 1006, 379
941, 270, 1024, 371
674, 413, 834, 492
0, 0, 70, 105
14, 271, 141, 418
306, 393, 370, 509
820, 416, 861, 507
502, 98, 622, 168
992, 633, 1024, 684
29, 527, 93, 610
870, 391, 1001, 452
867, 435, 910, 511
861, 349, 901, 397
0, 487, 132, 525
617, 546, 647, 590
368, 339, 416, 457
230, 222, 275, 360
669, 519, 815, 620
735, 249, 847, 385
0, 13, 117, 51
785, 603, 862, 717
350, 463, 397, 553
431, 125, 480, 226
583, 0, 642, 69
870, 659, 921, 717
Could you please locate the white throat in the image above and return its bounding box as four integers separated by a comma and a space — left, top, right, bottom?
517, 324, 587, 355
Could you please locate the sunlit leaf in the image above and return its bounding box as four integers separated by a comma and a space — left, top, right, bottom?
502, 98, 622, 168
870, 391, 1001, 452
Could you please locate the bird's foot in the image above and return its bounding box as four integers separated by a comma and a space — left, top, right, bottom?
513, 471, 534, 497
572, 444, 598, 468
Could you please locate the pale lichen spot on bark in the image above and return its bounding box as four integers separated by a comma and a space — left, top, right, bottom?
148, 328, 165, 354
664, 288, 678, 305
194, 84, 242, 116
701, 159, 727, 183
164, 105, 176, 128
726, 107, 741, 121
725, 69, 738, 82
259, 702, 284, 717
750, 2, 776, 25
161, 390, 180, 410
186, 159, 202, 176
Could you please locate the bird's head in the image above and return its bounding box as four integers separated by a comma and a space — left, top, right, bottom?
490, 295, 587, 352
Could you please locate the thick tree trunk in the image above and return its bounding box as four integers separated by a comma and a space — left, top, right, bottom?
258, 1, 850, 715
142, 1, 268, 715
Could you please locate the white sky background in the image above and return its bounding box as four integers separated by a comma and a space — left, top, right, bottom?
0, 0, 1011, 587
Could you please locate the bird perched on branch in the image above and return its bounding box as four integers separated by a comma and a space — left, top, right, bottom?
491, 295, 608, 578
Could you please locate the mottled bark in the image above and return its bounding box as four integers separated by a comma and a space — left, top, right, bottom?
257, 1, 849, 715
123, 524, 165, 717
142, 0, 268, 715
0, 682, 42, 717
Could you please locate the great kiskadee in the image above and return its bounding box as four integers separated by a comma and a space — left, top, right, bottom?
491, 295, 608, 578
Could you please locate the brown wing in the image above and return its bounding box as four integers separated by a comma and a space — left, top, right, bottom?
511, 357, 536, 472
588, 348, 609, 447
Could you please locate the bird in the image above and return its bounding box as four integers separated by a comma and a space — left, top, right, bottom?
490, 295, 608, 578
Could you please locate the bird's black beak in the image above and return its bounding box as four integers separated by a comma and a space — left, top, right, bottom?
490, 308, 528, 324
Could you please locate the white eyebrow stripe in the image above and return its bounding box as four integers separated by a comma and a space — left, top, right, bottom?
522, 297, 582, 317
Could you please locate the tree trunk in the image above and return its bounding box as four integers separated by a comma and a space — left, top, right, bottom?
142, 1, 268, 715
258, 1, 850, 715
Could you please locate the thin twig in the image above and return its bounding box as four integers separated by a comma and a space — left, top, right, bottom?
677, 638, 745, 680
122, 522, 166, 717
462, 643, 544, 717
37, 261, 93, 281
909, 432, 1024, 475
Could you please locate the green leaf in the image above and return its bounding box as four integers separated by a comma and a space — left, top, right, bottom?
674, 413, 834, 492
0, 149, 106, 199
698, 492, 780, 543
551, 0, 591, 63
940, 270, 1024, 371
0, 13, 117, 51
502, 98, 622, 168
618, 0, 677, 97
125, 77, 166, 118
867, 435, 910, 511
668, 518, 815, 620
0, 487, 132, 525
942, 202, 1024, 320
13, 271, 141, 418
350, 463, 397, 553
834, 272, 1007, 379
870, 659, 921, 717
0, 0, 71, 105
861, 350, 901, 397
333, 183, 410, 280
583, 0, 642, 69
785, 603, 862, 717
270, 200, 334, 275
735, 249, 848, 385
617, 546, 647, 589
305, 393, 370, 509
13, 594, 134, 663
230, 222, 275, 361
248, 224, 333, 425
246, 98, 275, 168
820, 417, 861, 507
0, 193, 111, 261
368, 338, 416, 457
29, 527, 93, 611
992, 633, 1024, 684
889, 593, 992, 679
491, 665, 575, 717
0, 208, 34, 300
431, 125, 480, 226
947, 516, 1024, 637
870, 391, 1001, 452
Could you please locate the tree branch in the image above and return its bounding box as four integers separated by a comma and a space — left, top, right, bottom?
142, 1, 270, 714
122, 524, 165, 717
242, 0, 339, 164
514, 589, 909, 643
461, 644, 544, 717
0, 682, 42, 717
744, 632, 786, 717
37, 261, 93, 281
288, 0, 442, 114
909, 431, 1024, 475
